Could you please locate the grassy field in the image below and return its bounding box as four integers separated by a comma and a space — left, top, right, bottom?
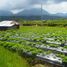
19, 26, 67, 34
0, 46, 30, 67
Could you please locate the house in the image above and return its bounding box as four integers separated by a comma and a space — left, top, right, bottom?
0, 21, 19, 30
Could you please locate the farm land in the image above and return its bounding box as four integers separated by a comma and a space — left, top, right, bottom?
0, 19, 67, 67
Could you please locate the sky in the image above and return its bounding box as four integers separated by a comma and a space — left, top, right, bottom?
0, 0, 67, 14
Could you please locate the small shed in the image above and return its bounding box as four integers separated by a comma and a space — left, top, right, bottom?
0, 21, 19, 30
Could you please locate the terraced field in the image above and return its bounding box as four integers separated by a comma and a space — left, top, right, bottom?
0, 26, 67, 67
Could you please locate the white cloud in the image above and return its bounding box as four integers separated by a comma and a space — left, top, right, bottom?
0, 0, 29, 10
0, 0, 67, 14
11, 9, 24, 14
8, 0, 29, 9
43, 2, 67, 14
28, 2, 67, 14
0, 0, 8, 9
32, 4, 41, 8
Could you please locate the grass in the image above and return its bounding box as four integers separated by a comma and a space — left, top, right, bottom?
0, 46, 30, 67
19, 26, 67, 34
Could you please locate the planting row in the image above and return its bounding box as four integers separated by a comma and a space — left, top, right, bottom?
0, 40, 67, 64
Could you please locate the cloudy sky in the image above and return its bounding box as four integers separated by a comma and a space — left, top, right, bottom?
0, 0, 67, 14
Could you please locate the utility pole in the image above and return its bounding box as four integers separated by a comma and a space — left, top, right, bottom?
41, 0, 43, 23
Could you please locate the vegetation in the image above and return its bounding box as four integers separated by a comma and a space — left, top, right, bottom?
0, 18, 67, 67
0, 26, 67, 65
17, 18, 67, 27
0, 46, 30, 67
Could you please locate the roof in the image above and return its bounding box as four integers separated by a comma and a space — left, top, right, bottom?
0, 21, 16, 27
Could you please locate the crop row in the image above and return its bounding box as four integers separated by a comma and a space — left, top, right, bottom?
0, 28, 67, 64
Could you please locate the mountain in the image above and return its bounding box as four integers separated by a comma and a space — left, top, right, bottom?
15, 8, 49, 16
54, 13, 67, 17
0, 10, 13, 16
0, 8, 65, 20
14, 8, 62, 20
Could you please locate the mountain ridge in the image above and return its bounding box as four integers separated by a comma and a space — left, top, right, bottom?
0, 8, 67, 20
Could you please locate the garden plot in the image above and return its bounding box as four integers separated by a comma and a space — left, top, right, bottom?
0, 27, 67, 66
